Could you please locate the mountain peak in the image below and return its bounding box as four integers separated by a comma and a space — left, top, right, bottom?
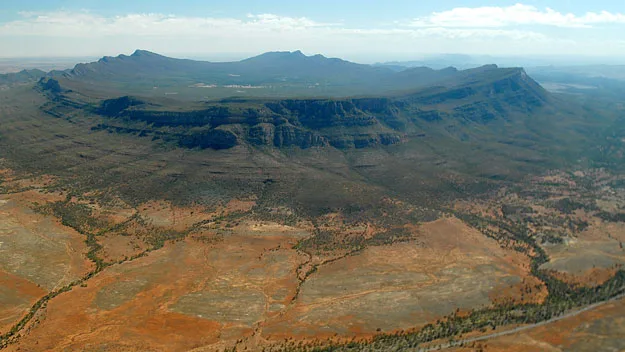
95, 50, 164, 64
243, 50, 316, 63
130, 49, 162, 58
476, 64, 499, 71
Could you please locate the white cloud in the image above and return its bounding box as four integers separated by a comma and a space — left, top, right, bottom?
411, 3, 625, 28
0, 12, 330, 37
247, 13, 335, 28
0, 11, 547, 41
0, 8, 621, 59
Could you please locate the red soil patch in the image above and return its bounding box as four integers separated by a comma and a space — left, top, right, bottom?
0, 271, 46, 334
549, 266, 620, 287
7, 231, 305, 351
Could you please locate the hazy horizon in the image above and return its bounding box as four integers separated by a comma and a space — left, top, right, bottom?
2, 50, 625, 73
2, 1, 625, 62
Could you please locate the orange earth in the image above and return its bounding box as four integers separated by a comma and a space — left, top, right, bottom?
1, 193, 541, 352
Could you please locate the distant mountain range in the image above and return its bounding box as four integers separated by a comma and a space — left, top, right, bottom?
8, 50, 625, 102
375, 53, 625, 70
63, 49, 397, 88
41, 50, 527, 99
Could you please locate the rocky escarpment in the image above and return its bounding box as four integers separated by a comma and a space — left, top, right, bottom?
38, 78, 63, 94
48, 65, 551, 151
178, 128, 239, 150
97, 95, 146, 116
248, 123, 328, 148
266, 100, 378, 129
95, 96, 404, 150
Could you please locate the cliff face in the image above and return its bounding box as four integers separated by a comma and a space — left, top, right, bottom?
266, 100, 378, 129
247, 123, 328, 148
98, 96, 145, 116
327, 133, 403, 149
178, 129, 238, 150
95, 96, 404, 150
38, 78, 63, 94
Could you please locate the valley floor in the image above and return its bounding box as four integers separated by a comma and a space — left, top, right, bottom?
1, 171, 625, 351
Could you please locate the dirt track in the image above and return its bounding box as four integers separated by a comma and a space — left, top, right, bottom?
416, 292, 625, 351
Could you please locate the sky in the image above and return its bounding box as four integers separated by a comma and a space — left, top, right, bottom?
1, 0, 625, 62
